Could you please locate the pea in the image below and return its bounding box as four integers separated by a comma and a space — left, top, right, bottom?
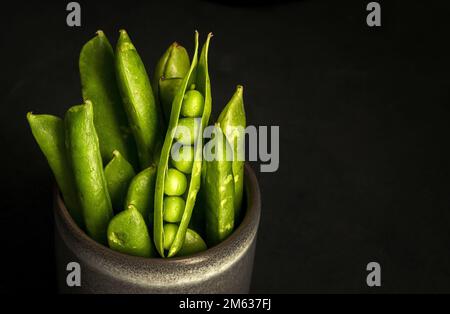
170, 145, 194, 174
164, 168, 187, 196
163, 223, 179, 250
163, 196, 185, 223
174, 118, 199, 145
181, 90, 204, 118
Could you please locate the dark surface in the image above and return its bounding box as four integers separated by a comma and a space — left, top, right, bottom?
1, 0, 450, 293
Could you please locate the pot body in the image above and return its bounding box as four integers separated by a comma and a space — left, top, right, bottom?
54, 163, 260, 294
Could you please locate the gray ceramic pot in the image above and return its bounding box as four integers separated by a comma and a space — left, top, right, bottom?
54, 163, 261, 294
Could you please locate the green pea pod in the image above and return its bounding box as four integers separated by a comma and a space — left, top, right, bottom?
217, 85, 246, 219
65, 101, 113, 244
158, 77, 184, 122
154, 32, 213, 257
27, 113, 84, 228
176, 228, 207, 257
152, 42, 190, 122
203, 124, 235, 246
104, 150, 136, 212
79, 30, 138, 168
115, 29, 163, 169
107, 204, 154, 257
124, 165, 157, 225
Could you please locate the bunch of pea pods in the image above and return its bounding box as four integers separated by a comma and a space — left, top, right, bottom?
27, 30, 246, 258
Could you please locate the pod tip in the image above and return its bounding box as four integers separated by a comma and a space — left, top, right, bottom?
127, 204, 138, 211
26, 111, 35, 122
84, 100, 94, 114
117, 30, 134, 51
167, 248, 176, 258
118, 29, 129, 39
112, 150, 120, 158
67, 103, 87, 115
96, 30, 104, 37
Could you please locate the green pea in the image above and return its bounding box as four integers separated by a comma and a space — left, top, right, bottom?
159, 77, 183, 121
79, 30, 138, 168
170, 145, 194, 174
27, 113, 84, 228
115, 29, 163, 168
177, 228, 207, 257
164, 168, 187, 196
65, 101, 113, 244
104, 150, 135, 212
163, 223, 179, 251
124, 166, 157, 225
107, 205, 153, 257
181, 90, 204, 118
217, 85, 246, 219
174, 118, 199, 145
163, 196, 185, 223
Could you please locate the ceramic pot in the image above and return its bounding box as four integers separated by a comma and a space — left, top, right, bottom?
54, 163, 261, 293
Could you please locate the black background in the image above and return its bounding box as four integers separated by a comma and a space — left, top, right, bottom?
1, 0, 450, 293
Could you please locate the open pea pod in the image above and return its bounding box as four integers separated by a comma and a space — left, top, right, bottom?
154, 32, 212, 257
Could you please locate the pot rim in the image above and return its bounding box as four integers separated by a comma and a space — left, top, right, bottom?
54, 162, 261, 267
